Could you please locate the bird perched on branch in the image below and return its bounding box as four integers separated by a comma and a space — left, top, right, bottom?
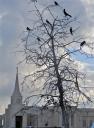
46, 19, 51, 24
70, 27, 73, 35
46, 19, 52, 27
37, 37, 41, 41
80, 41, 86, 47
54, 1, 59, 6
63, 9, 72, 17
26, 27, 31, 31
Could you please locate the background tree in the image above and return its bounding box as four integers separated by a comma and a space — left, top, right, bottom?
21, 1, 93, 128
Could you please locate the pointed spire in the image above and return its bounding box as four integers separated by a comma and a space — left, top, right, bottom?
14, 66, 21, 94
11, 67, 22, 104
15, 67, 19, 91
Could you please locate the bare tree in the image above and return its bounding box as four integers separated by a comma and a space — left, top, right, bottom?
21, 2, 93, 128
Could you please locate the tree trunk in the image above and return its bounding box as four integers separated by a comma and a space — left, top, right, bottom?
58, 79, 69, 128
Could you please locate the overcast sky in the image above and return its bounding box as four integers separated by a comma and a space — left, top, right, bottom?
0, 0, 94, 114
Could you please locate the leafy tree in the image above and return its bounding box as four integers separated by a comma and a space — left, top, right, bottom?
21, 1, 92, 128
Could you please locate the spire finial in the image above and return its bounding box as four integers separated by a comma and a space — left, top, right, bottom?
16, 66, 18, 74
16, 66, 18, 83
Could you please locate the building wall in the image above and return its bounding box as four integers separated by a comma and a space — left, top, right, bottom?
22, 114, 27, 128
17, 106, 62, 128
3, 103, 23, 128
69, 108, 94, 128
4, 104, 94, 128
37, 107, 62, 127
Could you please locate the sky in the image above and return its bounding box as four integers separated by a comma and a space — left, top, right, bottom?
0, 0, 94, 114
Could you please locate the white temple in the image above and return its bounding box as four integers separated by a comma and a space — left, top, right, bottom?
2, 68, 62, 128
4, 68, 24, 128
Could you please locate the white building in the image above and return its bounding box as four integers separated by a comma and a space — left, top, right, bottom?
2, 69, 62, 128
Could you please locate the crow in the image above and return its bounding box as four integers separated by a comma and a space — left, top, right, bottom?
63, 9, 72, 17
26, 27, 31, 31
46, 19, 51, 24
46, 19, 52, 26
80, 41, 86, 47
70, 27, 73, 35
54, 1, 59, 6
37, 37, 41, 41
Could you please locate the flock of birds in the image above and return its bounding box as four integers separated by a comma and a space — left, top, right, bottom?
26, 1, 86, 47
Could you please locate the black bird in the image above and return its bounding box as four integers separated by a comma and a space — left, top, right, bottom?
54, 1, 59, 6
63, 9, 72, 17
70, 27, 73, 35
80, 41, 86, 47
46, 19, 51, 24
37, 37, 41, 41
46, 19, 52, 26
26, 27, 31, 31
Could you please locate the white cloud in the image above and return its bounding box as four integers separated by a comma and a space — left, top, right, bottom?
74, 60, 88, 72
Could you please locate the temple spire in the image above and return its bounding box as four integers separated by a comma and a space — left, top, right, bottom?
11, 67, 22, 104
15, 67, 19, 92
